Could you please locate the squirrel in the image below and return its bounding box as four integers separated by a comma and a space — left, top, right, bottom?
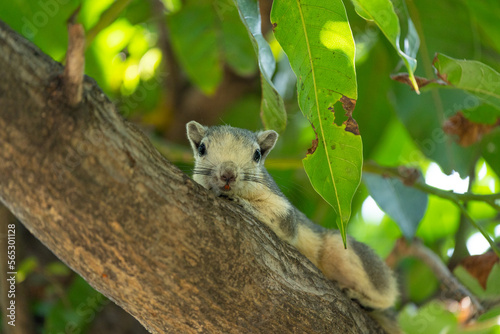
186, 121, 399, 332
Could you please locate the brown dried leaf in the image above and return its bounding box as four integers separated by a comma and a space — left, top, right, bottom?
307, 122, 319, 155
459, 251, 499, 289
391, 73, 437, 90
340, 95, 356, 117
307, 139, 318, 155
443, 112, 499, 147
397, 166, 420, 186
432, 54, 450, 84
340, 96, 360, 135
343, 117, 360, 135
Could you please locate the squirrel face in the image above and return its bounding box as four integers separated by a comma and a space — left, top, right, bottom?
186, 121, 278, 200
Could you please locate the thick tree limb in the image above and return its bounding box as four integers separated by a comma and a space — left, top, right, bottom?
0, 21, 383, 333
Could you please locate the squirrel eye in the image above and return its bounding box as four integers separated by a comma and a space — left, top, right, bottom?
198, 143, 206, 156
253, 149, 261, 162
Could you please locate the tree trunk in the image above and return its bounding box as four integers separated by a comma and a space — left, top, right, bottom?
0, 20, 383, 333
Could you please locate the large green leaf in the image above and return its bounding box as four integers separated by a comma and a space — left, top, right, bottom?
271, 0, 362, 243
433, 53, 500, 110
464, 0, 500, 56
168, 0, 256, 95
389, 0, 492, 177
233, 0, 287, 133
363, 173, 428, 239
392, 86, 481, 176
219, 2, 258, 77
351, 0, 419, 93
168, 1, 221, 94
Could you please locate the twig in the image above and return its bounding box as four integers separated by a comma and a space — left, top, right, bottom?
363, 161, 500, 258
363, 161, 500, 210
388, 238, 484, 313
63, 7, 85, 107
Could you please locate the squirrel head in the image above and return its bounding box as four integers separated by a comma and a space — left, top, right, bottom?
186, 121, 278, 199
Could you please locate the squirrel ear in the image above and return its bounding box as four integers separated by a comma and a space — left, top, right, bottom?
257, 130, 278, 159
186, 121, 207, 152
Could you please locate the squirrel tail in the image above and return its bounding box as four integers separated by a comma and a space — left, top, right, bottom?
368, 309, 402, 334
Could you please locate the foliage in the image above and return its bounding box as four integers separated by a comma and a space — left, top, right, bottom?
1, 0, 499, 332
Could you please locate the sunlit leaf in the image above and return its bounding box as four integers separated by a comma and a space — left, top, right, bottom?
45, 262, 72, 276
17, 257, 38, 283
233, 0, 286, 132
363, 173, 428, 239
161, 0, 182, 13
433, 53, 500, 110
271, 0, 362, 243
351, 0, 419, 93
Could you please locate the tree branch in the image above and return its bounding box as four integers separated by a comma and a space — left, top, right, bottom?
387, 239, 483, 314
363, 161, 500, 257
363, 162, 500, 209
0, 21, 384, 334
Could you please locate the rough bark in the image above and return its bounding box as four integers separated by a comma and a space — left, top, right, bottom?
0, 20, 383, 333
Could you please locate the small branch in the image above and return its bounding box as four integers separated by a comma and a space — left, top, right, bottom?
63, 8, 85, 107
363, 161, 500, 209
457, 203, 500, 258
388, 238, 483, 313
363, 161, 500, 257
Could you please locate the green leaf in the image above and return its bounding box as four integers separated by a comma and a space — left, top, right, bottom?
486, 263, 500, 297
399, 301, 458, 334
219, 1, 258, 77
464, 0, 500, 55
271, 0, 362, 243
454, 265, 488, 298
168, 0, 222, 94
463, 103, 500, 125
351, 0, 419, 93
363, 173, 428, 239
233, 0, 287, 133
433, 53, 500, 110
168, 0, 257, 95
482, 131, 500, 177
392, 85, 481, 177
416, 196, 460, 242
17, 257, 38, 283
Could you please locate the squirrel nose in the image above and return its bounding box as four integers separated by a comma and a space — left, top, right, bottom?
221, 171, 236, 183
219, 161, 237, 184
